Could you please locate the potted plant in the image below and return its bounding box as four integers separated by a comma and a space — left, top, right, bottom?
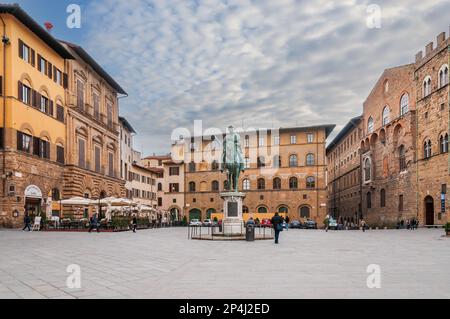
444, 223, 450, 236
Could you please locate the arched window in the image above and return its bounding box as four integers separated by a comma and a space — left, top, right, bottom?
289, 154, 298, 167
306, 153, 315, 166
367, 117, 374, 134
158, 183, 163, 191
273, 155, 281, 168
380, 189, 386, 208
299, 206, 310, 218
382, 106, 390, 125
423, 76, 432, 97
399, 145, 406, 171
188, 182, 196, 192
440, 134, 448, 153
257, 156, 265, 168
289, 177, 298, 189
258, 206, 268, 214
211, 161, 219, 171
364, 158, 372, 182
306, 176, 315, 188
273, 177, 281, 190
424, 140, 432, 159
439, 65, 449, 88
211, 180, 219, 191
257, 178, 265, 190
400, 94, 409, 116
278, 206, 288, 214
367, 192, 372, 209
243, 179, 251, 191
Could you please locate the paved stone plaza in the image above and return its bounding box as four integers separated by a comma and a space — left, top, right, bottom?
0, 228, 449, 299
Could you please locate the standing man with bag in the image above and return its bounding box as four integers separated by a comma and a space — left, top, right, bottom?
271, 212, 283, 245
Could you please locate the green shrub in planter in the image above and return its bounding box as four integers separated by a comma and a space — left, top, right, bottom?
444, 223, 450, 235
182, 216, 188, 226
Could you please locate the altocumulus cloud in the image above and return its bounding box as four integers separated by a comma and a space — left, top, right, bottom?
83, 0, 450, 154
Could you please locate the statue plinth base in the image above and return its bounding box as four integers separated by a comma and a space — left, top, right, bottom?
220, 192, 246, 236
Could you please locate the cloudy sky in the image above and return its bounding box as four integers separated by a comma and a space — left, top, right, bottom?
14, 0, 450, 154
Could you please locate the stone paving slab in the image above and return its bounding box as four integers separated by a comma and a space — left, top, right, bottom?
0, 228, 449, 299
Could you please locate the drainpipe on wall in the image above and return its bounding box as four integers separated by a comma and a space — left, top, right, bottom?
1, 16, 8, 206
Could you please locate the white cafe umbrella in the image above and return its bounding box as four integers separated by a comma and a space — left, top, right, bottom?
60, 197, 94, 206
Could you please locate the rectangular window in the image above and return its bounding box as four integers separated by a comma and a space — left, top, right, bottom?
56, 146, 65, 164
258, 137, 265, 147
78, 138, 86, 169
76, 79, 84, 110
158, 198, 163, 206
17, 131, 32, 153
94, 146, 101, 173
107, 103, 113, 128
290, 135, 297, 144
56, 105, 64, 122
41, 140, 50, 159
398, 195, 404, 212
169, 167, 180, 176
40, 96, 49, 113
273, 136, 280, 146
93, 93, 100, 119
244, 136, 250, 148
18, 82, 31, 105
307, 133, 314, 143
169, 183, 179, 193
38, 55, 47, 74
19, 40, 30, 63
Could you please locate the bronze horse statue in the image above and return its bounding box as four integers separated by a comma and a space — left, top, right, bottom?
221, 126, 245, 192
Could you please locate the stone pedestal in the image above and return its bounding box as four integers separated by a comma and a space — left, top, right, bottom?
220, 192, 246, 236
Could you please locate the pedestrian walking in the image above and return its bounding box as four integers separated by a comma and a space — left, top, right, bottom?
361, 219, 367, 232
285, 215, 290, 231
131, 214, 138, 233
22, 212, 31, 232
406, 219, 410, 230
88, 213, 100, 233
271, 212, 283, 244
324, 215, 330, 232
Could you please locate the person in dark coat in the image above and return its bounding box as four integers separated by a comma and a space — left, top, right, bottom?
271, 212, 283, 244
285, 215, 290, 231
22, 212, 31, 232
88, 213, 100, 233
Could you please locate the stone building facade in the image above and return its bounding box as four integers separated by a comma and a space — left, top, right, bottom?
173, 125, 334, 223
142, 155, 185, 221
0, 5, 72, 227
328, 29, 450, 227
326, 116, 363, 224
359, 64, 418, 227
60, 41, 126, 202
415, 31, 449, 226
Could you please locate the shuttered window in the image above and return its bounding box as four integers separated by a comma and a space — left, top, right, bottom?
18, 82, 31, 105
108, 152, 114, 177
93, 93, 100, 119
94, 146, 101, 173
56, 104, 64, 122
78, 138, 86, 168
76, 79, 84, 110
17, 131, 32, 153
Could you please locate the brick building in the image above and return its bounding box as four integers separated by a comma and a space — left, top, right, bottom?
415, 31, 449, 225
359, 64, 418, 227
328, 29, 449, 227
326, 116, 363, 223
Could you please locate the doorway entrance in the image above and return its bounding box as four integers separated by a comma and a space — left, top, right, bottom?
424, 196, 434, 225
24, 185, 43, 218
